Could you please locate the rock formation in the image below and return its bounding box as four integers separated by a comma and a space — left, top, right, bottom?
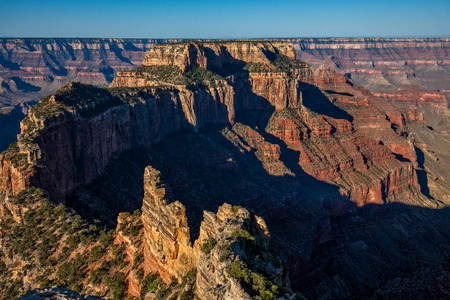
141, 165, 287, 299
2, 37, 449, 154
0, 40, 429, 211
0, 38, 182, 106
291, 37, 450, 98
2, 40, 449, 299
141, 166, 196, 281
142, 41, 296, 71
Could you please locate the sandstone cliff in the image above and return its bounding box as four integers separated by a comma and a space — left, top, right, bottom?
141, 165, 288, 300
290, 37, 450, 96
3, 37, 450, 156
2, 40, 447, 299
0, 41, 427, 211
142, 41, 296, 72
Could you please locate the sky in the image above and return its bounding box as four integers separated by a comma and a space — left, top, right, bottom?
0, 0, 449, 38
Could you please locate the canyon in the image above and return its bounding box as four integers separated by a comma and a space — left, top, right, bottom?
2, 38, 449, 107
0, 40, 449, 299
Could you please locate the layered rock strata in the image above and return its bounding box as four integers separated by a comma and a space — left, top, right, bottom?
141, 165, 286, 299
142, 41, 296, 71
290, 37, 450, 95
0, 41, 310, 202
0, 38, 182, 106
0, 41, 425, 213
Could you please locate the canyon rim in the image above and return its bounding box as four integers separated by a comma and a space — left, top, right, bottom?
0, 38, 449, 300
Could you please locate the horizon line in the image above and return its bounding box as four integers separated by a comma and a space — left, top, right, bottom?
2, 36, 450, 40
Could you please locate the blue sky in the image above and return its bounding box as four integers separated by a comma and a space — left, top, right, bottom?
1, 0, 449, 38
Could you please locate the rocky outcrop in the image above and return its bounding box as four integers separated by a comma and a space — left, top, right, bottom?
0, 82, 238, 201
142, 41, 296, 72
290, 37, 450, 95
0, 41, 425, 210
373, 86, 448, 109
141, 166, 195, 282
141, 166, 287, 299
114, 213, 145, 297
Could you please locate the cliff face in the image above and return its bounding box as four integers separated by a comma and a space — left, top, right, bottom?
0, 38, 181, 106
141, 166, 196, 281
0, 82, 238, 201
143, 41, 296, 72
141, 165, 286, 300
0, 41, 425, 210
2, 37, 449, 155
2, 40, 450, 299
291, 38, 450, 96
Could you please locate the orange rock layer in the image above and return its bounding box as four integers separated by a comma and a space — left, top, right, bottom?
0, 41, 425, 212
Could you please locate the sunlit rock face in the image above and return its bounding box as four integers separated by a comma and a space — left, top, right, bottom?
3, 40, 450, 299
0, 41, 425, 210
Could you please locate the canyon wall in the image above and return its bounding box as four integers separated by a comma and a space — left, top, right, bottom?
2, 37, 449, 153
0, 41, 308, 202
0, 83, 236, 201
1, 40, 449, 299
0, 41, 425, 210
0, 38, 181, 107
3, 37, 449, 108
141, 165, 286, 299
290, 38, 450, 99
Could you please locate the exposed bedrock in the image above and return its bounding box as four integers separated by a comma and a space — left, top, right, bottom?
0, 41, 427, 219
141, 165, 286, 299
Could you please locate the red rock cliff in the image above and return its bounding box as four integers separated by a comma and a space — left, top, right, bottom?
141, 165, 285, 299
0, 41, 426, 210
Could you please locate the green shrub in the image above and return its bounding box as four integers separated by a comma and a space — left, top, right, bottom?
133, 252, 144, 268
133, 65, 185, 85
227, 260, 251, 283
181, 268, 197, 287
156, 284, 170, 300
57, 254, 87, 286
218, 243, 232, 262
110, 271, 127, 300
89, 260, 110, 285
185, 67, 223, 84
136, 268, 144, 281
232, 205, 243, 213
66, 233, 81, 248
99, 228, 115, 245
90, 245, 105, 259
129, 223, 143, 237
231, 229, 255, 242
201, 237, 217, 254
227, 260, 282, 300
180, 290, 195, 300
141, 272, 162, 294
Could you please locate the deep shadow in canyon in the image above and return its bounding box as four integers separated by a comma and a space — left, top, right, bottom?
64, 78, 450, 298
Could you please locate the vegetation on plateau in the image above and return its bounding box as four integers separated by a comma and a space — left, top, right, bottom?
132, 65, 224, 89
30, 82, 161, 120
0, 188, 135, 299
244, 53, 308, 74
